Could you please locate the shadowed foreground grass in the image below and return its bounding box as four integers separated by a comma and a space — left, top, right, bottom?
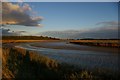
2, 46, 119, 80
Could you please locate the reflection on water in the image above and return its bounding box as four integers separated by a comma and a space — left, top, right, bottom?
15, 42, 119, 72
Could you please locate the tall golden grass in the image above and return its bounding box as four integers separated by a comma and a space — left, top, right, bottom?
1, 40, 61, 43
2, 46, 119, 80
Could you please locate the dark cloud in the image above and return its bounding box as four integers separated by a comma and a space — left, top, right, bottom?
0, 28, 28, 36
0, 28, 18, 36
2, 2, 43, 26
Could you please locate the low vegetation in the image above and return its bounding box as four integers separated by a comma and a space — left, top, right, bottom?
2, 36, 60, 40
2, 36, 60, 43
2, 46, 119, 80
70, 40, 120, 48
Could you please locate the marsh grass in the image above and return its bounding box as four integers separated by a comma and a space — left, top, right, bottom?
2, 46, 119, 80
70, 40, 120, 48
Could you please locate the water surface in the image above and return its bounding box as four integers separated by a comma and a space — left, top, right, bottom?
15, 41, 119, 72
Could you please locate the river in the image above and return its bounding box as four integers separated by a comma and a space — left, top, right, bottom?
15, 41, 119, 72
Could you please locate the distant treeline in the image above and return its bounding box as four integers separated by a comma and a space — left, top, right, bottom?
2, 36, 60, 40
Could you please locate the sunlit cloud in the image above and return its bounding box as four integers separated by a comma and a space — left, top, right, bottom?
22, 3, 32, 11
2, 2, 43, 27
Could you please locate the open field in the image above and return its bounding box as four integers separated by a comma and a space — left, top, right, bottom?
1, 36, 61, 43
1, 45, 119, 80
1, 40, 61, 44
70, 40, 120, 48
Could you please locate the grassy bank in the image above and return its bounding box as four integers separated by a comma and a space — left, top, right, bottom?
2, 40, 61, 44
2, 46, 119, 80
70, 40, 120, 48
2, 36, 60, 44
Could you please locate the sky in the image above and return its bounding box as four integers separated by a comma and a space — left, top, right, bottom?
1, 2, 119, 38
2, 0, 119, 2
30, 2, 118, 31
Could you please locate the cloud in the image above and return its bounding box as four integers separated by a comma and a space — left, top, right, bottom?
2, 2, 43, 26
96, 21, 118, 30
0, 28, 28, 36
96, 21, 118, 26
22, 3, 32, 11
0, 28, 19, 36
38, 21, 119, 39
81, 21, 119, 39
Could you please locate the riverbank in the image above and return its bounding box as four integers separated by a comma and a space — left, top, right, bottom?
29, 41, 118, 53
2, 45, 119, 80
1, 40, 62, 44
70, 40, 120, 48
2, 39, 120, 48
